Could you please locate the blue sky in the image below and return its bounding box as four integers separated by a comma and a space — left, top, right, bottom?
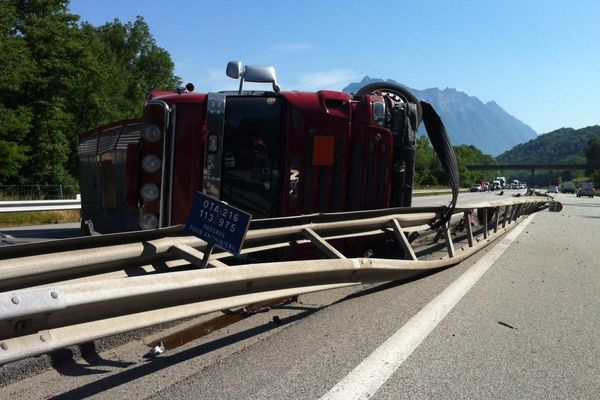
69, 0, 600, 134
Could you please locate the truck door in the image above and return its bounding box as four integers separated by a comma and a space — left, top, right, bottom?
218, 95, 284, 218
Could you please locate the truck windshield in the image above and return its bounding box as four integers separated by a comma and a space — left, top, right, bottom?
220, 96, 284, 218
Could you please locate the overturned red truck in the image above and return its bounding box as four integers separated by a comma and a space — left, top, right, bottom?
79, 62, 457, 234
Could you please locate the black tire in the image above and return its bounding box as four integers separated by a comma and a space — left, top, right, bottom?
355, 82, 423, 125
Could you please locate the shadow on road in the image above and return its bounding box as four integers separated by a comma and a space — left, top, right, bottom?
51, 310, 317, 399
50, 343, 135, 377
334, 267, 450, 305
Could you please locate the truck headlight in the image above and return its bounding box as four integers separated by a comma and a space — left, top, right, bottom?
140, 183, 160, 201
142, 124, 162, 143
208, 134, 218, 153
139, 213, 159, 229
142, 155, 161, 173
372, 101, 386, 126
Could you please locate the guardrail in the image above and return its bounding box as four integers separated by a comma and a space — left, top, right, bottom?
0, 192, 465, 212
0, 191, 551, 364
0, 195, 81, 213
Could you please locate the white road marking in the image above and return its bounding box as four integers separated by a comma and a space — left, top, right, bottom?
321, 214, 536, 400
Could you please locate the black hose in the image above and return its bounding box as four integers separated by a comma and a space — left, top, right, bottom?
420, 101, 459, 230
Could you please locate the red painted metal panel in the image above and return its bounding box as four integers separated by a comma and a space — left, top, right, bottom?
124, 143, 140, 207
170, 102, 207, 225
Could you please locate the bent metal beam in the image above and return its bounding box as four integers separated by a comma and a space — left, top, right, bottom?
0, 193, 550, 364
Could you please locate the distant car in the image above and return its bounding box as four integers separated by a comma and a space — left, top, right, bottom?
561, 182, 576, 194
470, 184, 482, 192
577, 182, 594, 198
547, 185, 559, 193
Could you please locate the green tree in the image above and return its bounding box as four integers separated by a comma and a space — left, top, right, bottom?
0, 0, 180, 185
85, 16, 181, 121
64, 17, 180, 176
414, 136, 442, 186
585, 136, 600, 165
586, 136, 600, 185
5, 0, 88, 185
454, 145, 496, 187
414, 138, 497, 188
0, 0, 33, 183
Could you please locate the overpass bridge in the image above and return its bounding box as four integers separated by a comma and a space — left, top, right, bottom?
466, 163, 600, 182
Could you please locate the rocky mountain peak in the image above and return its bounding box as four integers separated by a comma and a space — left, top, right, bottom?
343, 77, 537, 156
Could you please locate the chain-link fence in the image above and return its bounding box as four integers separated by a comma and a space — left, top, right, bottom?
0, 185, 80, 200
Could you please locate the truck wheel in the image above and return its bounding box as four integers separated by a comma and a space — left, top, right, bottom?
355, 82, 423, 125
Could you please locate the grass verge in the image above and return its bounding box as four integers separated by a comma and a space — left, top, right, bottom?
0, 210, 80, 227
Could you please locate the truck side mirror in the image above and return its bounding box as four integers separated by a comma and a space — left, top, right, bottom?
242, 65, 280, 93
226, 61, 280, 93
226, 61, 242, 79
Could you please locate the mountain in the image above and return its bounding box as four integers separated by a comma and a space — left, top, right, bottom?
343, 77, 537, 156
496, 125, 600, 164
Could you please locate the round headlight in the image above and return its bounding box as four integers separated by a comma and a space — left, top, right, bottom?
142, 124, 162, 143
142, 155, 161, 173
140, 183, 160, 202
139, 213, 159, 230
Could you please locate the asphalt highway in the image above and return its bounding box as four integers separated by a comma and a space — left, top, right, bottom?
1, 191, 598, 399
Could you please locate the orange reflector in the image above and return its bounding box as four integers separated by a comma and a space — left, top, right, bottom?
312, 136, 335, 166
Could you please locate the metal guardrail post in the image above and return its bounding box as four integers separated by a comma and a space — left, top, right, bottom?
302, 228, 347, 259
494, 208, 500, 233
464, 211, 474, 247
391, 219, 417, 261
483, 208, 489, 239
443, 222, 455, 258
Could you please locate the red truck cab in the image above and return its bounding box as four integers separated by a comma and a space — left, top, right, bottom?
79, 62, 449, 234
